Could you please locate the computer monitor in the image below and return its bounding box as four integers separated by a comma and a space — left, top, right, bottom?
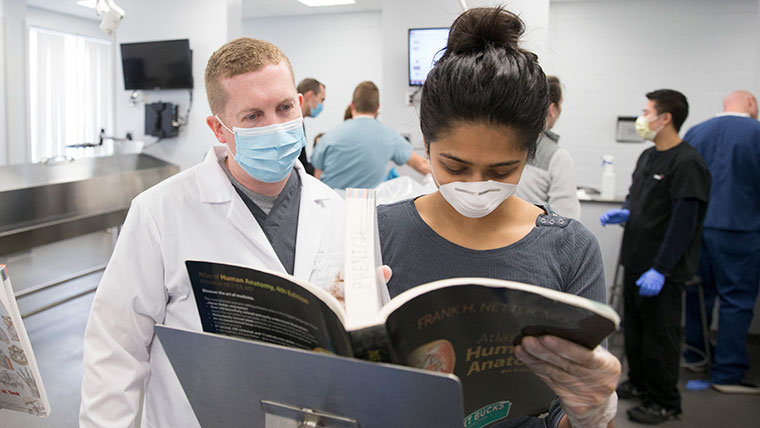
408, 28, 449, 86
121, 39, 193, 90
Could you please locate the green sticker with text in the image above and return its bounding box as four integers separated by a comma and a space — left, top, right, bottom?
463, 401, 511, 428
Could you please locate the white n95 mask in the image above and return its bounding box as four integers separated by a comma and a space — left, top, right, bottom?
635, 114, 663, 141
431, 164, 517, 218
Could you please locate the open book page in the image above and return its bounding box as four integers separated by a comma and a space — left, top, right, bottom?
186, 261, 353, 357
377, 277, 619, 419
0, 265, 50, 417
343, 189, 390, 331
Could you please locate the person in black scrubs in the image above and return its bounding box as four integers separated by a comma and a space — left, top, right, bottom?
601, 89, 710, 424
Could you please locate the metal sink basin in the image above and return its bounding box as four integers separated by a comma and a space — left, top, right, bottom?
0, 154, 179, 255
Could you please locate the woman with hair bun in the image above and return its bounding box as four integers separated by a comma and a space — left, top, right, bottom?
378, 7, 620, 428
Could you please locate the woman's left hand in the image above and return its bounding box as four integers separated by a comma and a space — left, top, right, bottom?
515, 335, 621, 428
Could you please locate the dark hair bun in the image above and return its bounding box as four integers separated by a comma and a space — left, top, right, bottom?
442, 6, 524, 60
420, 6, 548, 159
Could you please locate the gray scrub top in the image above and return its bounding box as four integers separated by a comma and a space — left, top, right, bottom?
220, 160, 301, 275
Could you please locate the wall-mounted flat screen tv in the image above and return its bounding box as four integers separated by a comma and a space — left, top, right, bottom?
408, 27, 449, 86
121, 39, 193, 90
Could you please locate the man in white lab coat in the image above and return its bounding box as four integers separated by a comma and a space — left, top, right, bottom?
80, 38, 346, 428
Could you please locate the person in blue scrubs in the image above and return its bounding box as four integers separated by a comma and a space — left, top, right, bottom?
311, 81, 430, 190
683, 90, 760, 394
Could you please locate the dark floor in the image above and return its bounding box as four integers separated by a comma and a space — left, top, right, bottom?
609, 331, 760, 427
1, 232, 759, 427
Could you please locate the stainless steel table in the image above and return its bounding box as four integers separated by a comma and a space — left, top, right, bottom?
1, 154, 179, 314
0, 154, 178, 255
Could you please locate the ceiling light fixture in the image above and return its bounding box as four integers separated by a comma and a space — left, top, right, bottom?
297, 0, 356, 7
76, 0, 125, 35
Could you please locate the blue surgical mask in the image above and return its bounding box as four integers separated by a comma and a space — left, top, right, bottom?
217, 115, 306, 183
310, 102, 324, 118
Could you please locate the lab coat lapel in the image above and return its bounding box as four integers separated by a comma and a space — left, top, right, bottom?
293, 163, 329, 280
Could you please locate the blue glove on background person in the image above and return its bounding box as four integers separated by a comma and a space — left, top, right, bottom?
636, 268, 665, 297
600, 208, 630, 226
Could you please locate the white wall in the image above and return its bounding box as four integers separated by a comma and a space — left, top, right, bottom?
548, 0, 760, 196
26, 6, 102, 39
112, 0, 242, 170
243, 12, 383, 155
1, 0, 27, 165
0, 2, 6, 165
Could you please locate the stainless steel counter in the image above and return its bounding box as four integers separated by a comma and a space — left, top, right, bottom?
0, 154, 179, 255
577, 193, 626, 205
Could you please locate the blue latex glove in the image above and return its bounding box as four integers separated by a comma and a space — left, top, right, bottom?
384, 168, 399, 181
600, 208, 630, 226
636, 268, 665, 297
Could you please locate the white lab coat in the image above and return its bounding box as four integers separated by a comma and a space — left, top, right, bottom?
80, 146, 345, 428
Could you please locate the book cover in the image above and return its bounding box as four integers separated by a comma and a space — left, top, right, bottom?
186, 260, 619, 421
0, 265, 50, 417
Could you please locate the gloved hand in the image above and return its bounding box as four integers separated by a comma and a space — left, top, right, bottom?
600, 208, 629, 226
516, 336, 620, 428
636, 268, 665, 297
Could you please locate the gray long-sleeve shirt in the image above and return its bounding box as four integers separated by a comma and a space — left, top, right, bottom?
378, 199, 606, 428
517, 131, 581, 219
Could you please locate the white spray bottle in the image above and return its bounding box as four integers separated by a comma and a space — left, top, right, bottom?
601, 155, 616, 200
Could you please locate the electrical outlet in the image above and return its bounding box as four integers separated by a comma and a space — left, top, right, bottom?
405, 89, 417, 107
